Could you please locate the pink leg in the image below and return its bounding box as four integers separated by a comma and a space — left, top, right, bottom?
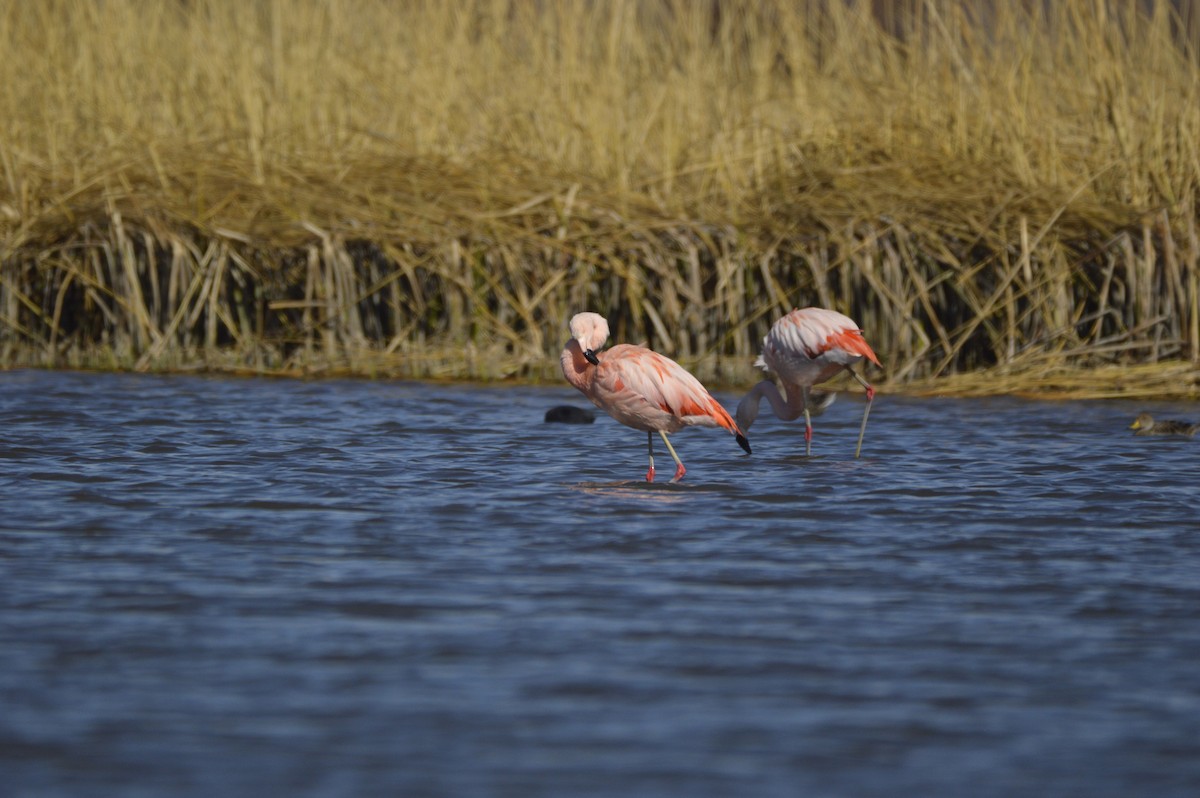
658, 431, 687, 484
848, 368, 875, 459
645, 432, 655, 482
801, 388, 814, 456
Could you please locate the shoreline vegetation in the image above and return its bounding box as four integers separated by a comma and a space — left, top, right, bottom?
3, 1, 1200, 398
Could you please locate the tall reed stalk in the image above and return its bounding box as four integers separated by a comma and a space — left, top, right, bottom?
2, 1, 1199, 396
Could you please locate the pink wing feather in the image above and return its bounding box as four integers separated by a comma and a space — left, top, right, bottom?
594, 345, 741, 434
768, 308, 880, 366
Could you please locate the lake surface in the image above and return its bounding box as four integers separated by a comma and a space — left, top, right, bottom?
1, 368, 1198, 797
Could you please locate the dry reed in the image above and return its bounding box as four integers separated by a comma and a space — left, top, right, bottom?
2, 0, 1200, 398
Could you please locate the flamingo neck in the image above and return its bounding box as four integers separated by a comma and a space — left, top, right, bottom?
560, 340, 594, 393
738, 380, 807, 429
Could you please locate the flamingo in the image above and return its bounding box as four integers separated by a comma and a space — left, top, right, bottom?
560, 312, 751, 483
736, 307, 881, 458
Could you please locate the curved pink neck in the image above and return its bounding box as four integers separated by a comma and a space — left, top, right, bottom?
747, 380, 807, 422
560, 340, 593, 393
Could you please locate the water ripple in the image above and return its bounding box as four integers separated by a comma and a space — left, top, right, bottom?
1, 371, 1198, 796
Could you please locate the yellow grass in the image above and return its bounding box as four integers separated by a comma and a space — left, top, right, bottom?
2, 0, 1200, 397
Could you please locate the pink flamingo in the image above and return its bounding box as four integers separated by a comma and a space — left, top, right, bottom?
560, 312, 751, 483
735, 307, 881, 458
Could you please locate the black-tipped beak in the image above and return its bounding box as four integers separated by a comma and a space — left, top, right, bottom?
737, 434, 752, 455
584, 349, 600, 366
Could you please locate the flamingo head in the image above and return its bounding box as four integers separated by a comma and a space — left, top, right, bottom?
569, 312, 609, 366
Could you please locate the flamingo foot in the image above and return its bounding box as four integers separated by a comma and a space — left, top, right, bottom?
669, 463, 686, 483
645, 465, 655, 482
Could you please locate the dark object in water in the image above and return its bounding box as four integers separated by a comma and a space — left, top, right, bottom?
544, 405, 596, 424
1129, 412, 1199, 437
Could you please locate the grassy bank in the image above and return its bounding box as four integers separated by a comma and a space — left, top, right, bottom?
2, 0, 1200, 397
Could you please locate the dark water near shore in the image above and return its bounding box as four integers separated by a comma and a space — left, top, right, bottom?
2, 369, 1198, 797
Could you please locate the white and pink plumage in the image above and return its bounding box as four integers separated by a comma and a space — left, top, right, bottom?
560, 312, 751, 483
736, 307, 881, 458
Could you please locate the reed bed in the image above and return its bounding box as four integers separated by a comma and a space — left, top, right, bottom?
2, 0, 1200, 397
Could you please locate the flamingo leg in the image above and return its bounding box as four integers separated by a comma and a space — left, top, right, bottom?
658, 430, 686, 483
801, 386, 813, 456
847, 366, 875, 459
645, 431, 655, 482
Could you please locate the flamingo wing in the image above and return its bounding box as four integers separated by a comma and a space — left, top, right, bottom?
769, 308, 881, 367
595, 345, 738, 431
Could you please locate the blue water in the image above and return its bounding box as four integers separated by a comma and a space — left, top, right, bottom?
1, 369, 1198, 797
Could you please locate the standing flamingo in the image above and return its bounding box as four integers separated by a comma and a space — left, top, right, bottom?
736, 307, 881, 458
560, 312, 751, 483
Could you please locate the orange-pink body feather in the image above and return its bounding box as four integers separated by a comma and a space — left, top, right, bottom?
758, 307, 880, 389
737, 307, 880, 456
561, 312, 749, 481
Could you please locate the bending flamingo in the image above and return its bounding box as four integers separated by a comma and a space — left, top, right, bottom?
560, 312, 751, 482
736, 307, 881, 458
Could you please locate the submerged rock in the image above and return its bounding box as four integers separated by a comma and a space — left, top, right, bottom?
544, 405, 596, 424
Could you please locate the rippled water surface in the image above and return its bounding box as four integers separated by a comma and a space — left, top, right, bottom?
2, 369, 1199, 797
